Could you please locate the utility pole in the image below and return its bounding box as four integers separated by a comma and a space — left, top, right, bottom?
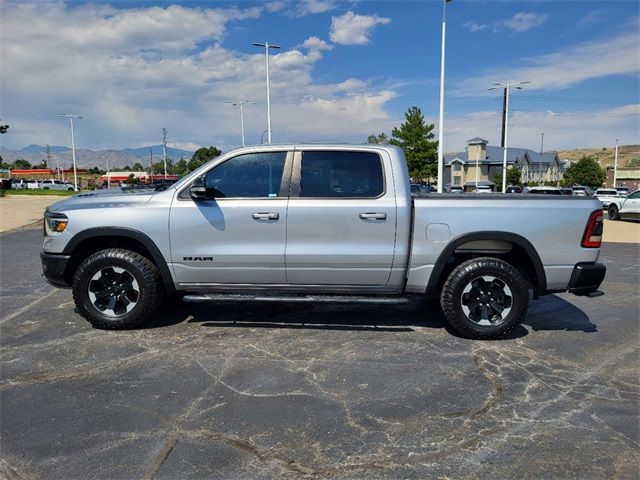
540, 133, 544, 154
58, 114, 82, 191
613, 139, 619, 188
46, 145, 52, 171
489, 81, 530, 192
437, 0, 452, 193
106, 158, 110, 188
253, 42, 280, 144
161, 128, 168, 179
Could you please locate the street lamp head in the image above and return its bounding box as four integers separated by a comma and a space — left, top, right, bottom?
253, 42, 280, 49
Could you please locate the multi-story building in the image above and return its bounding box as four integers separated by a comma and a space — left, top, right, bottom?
444, 137, 563, 191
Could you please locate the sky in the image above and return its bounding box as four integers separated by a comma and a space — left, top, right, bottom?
0, 0, 639, 154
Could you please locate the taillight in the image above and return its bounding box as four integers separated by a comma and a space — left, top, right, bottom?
582, 210, 604, 248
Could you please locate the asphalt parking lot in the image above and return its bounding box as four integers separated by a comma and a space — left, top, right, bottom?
1, 224, 639, 479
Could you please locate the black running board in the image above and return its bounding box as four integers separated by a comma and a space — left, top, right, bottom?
183, 293, 410, 305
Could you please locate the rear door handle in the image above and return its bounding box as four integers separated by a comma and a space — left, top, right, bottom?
359, 212, 387, 220
252, 212, 279, 220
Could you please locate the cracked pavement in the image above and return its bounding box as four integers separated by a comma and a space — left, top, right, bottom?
1, 225, 639, 479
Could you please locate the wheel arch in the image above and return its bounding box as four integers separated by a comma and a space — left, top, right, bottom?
62, 227, 175, 294
426, 231, 547, 298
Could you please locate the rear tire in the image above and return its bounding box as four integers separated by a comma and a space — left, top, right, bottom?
72, 248, 164, 329
440, 257, 529, 339
608, 204, 620, 220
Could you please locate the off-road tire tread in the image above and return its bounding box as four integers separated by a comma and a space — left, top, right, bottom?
440, 257, 529, 339
72, 248, 164, 330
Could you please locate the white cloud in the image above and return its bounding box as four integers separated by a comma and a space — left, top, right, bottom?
453, 30, 640, 94
329, 11, 391, 46
503, 12, 548, 32
298, 36, 333, 61
0, 2, 396, 151
463, 11, 548, 33
266, 0, 336, 17
443, 104, 640, 152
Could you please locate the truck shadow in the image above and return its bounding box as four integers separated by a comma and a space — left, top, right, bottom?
148, 294, 597, 340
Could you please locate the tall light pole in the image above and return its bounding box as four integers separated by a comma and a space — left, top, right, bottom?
253, 42, 280, 144
161, 128, 168, 179
58, 114, 82, 191
227, 100, 254, 146
436, 0, 452, 193
489, 81, 530, 192
613, 139, 619, 187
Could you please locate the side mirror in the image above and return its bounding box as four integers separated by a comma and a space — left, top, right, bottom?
189, 175, 210, 200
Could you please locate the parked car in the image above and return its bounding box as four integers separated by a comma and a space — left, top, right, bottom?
472, 186, 493, 193
615, 187, 631, 197
572, 185, 593, 197
505, 186, 522, 193
40, 179, 75, 191
594, 188, 621, 208
11, 179, 28, 189
447, 185, 464, 194
561, 188, 573, 196
525, 187, 563, 195
41, 144, 606, 340
25, 179, 40, 189
608, 190, 640, 221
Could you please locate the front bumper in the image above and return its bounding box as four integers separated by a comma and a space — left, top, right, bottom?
568, 262, 606, 296
41, 251, 71, 288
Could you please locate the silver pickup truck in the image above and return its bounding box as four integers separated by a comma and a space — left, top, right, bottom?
41, 144, 606, 339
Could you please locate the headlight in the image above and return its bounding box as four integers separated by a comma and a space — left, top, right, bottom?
44, 211, 69, 234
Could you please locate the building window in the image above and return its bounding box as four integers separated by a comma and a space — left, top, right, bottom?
453, 163, 461, 171
453, 175, 461, 185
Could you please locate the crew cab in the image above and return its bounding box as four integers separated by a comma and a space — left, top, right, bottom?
41, 145, 606, 339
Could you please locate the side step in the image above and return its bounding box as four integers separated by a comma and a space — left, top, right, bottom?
183, 293, 410, 305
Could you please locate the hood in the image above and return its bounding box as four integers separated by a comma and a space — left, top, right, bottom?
47, 187, 160, 213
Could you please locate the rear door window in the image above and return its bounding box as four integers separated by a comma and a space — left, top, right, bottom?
299, 151, 384, 198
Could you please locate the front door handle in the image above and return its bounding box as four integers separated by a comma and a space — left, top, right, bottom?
252, 212, 279, 220
359, 212, 387, 220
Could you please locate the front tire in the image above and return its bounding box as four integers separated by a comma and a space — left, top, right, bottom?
72, 248, 164, 329
608, 204, 620, 220
440, 257, 529, 339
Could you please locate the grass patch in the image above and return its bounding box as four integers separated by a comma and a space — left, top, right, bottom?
2, 189, 78, 196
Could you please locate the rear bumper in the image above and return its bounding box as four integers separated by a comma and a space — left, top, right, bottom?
568, 262, 606, 296
41, 251, 71, 288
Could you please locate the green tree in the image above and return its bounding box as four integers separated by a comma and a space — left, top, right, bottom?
494, 168, 522, 189
125, 173, 139, 185
390, 107, 438, 181
561, 156, 605, 189
188, 146, 221, 172
174, 158, 189, 176
88, 166, 104, 175
627, 158, 640, 168
13, 159, 31, 169
131, 162, 144, 171
122, 165, 131, 171
366, 133, 388, 144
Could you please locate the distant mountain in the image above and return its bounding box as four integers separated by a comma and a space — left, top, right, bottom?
0, 144, 195, 169
20, 144, 69, 154
121, 145, 194, 158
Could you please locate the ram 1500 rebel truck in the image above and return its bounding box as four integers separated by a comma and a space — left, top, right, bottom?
41, 145, 606, 339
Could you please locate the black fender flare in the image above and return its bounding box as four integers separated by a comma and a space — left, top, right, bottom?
63, 227, 175, 294
426, 231, 547, 296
